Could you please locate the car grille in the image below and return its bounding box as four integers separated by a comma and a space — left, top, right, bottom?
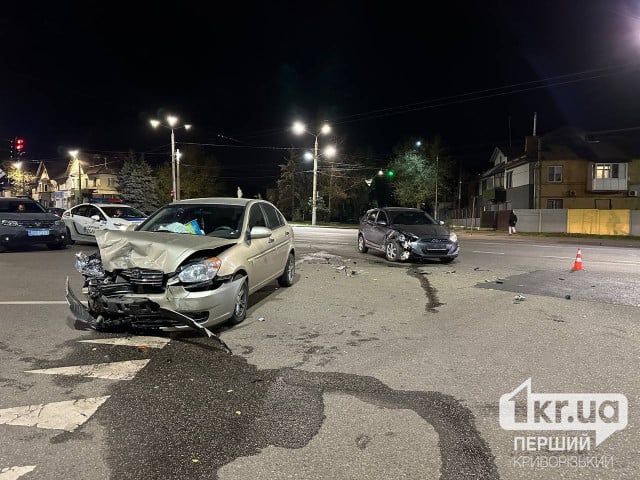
16, 219, 57, 228
118, 269, 165, 293
419, 238, 451, 255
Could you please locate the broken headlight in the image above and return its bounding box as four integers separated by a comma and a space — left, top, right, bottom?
74, 251, 105, 278
397, 232, 418, 243
178, 257, 221, 283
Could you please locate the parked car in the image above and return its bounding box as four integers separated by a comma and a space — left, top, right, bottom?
0, 197, 67, 252
358, 207, 459, 263
47, 207, 67, 218
66, 197, 296, 336
62, 203, 147, 244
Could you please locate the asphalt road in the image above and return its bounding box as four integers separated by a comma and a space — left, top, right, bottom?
0, 228, 638, 479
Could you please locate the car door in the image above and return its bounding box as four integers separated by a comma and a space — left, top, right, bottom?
368, 210, 390, 249
70, 205, 94, 238
245, 203, 274, 291
260, 202, 291, 278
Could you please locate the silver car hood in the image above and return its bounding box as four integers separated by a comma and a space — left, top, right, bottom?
95, 230, 238, 272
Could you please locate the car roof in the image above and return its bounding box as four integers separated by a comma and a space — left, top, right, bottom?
369, 207, 423, 212
72, 203, 134, 208
171, 197, 257, 206
0, 197, 38, 202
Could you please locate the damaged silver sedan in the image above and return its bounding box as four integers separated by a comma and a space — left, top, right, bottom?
66, 198, 295, 337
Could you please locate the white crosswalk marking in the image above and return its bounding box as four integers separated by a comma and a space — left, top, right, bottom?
78, 336, 171, 349
2, 335, 170, 473
26, 359, 150, 381
0, 397, 110, 432
0, 466, 36, 479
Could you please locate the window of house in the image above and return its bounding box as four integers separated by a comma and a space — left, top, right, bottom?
506, 171, 513, 189
548, 166, 562, 182
593, 163, 620, 179
547, 199, 563, 209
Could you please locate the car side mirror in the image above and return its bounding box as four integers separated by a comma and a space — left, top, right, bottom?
376, 219, 387, 226
248, 226, 272, 239
91, 215, 101, 221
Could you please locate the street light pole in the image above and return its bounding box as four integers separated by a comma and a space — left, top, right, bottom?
150, 116, 191, 203
312, 134, 319, 226
434, 154, 439, 220
69, 150, 80, 205
175, 149, 182, 201
170, 127, 176, 202
292, 121, 333, 226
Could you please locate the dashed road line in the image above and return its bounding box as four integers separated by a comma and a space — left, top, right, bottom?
78, 336, 171, 348
0, 397, 110, 432
0, 465, 36, 479
26, 359, 150, 381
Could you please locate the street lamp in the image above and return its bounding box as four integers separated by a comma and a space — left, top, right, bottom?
292, 122, 334, 225
69, 150, 82, 204
150, 115, 192, 202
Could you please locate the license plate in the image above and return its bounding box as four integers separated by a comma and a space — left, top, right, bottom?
27, 229, 50, 236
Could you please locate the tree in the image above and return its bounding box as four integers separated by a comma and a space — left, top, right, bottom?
176, 145, 226, 199
388, 136, 456, 212
387, 148, 430, 208
118, 151, 161, 214
275, 149, 301, 220
3, 162, 36, 197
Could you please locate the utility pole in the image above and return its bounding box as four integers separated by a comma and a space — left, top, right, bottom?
434, 154, 439, 220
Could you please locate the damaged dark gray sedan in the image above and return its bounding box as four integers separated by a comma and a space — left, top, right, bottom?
358, 207, 459, 263
66, 198, 296, 337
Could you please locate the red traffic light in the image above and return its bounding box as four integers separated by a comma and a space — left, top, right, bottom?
15, 138, 24, 152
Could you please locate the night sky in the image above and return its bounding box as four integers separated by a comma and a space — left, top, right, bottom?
2, 1, 640, 196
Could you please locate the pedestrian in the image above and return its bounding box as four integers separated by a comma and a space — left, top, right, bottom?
508, 210, 518, 235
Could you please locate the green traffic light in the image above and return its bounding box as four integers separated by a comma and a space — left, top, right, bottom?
387, 170, 394, 178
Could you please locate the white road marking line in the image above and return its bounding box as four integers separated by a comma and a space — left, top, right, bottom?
543, 255, 574, 259
0, 301, 68, 305
0, 397, 109, 432
26, 359, 150, 381
471, 251, 505, 255
0, 466, 36, 479
78, 336, 170, 348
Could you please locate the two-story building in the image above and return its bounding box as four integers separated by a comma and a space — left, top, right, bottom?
32, 155, 122, 209
479, 127, 640, 211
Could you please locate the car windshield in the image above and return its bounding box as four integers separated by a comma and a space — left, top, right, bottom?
390, 210, 437, 226
137, 203, 246, 239
0, 200, 47, 213
102, 206, 146, 218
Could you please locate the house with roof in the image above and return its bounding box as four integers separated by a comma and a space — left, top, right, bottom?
33, 155, 123, 209
479, 127, 640, 211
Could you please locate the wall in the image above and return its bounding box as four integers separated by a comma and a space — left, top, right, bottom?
516, 209, 567, 233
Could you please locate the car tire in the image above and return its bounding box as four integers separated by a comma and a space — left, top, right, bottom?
440, 257, 455, 264
227, 274, 248, 325
277, 252, 295, 287
66, 227, 75, 245
357, 234, 368, 253
385, 240, 400, 262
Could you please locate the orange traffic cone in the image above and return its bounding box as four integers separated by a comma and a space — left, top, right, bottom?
571, 248, 583, 271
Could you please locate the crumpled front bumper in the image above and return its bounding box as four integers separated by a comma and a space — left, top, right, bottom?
65, 275, 244, 339
401, 239, 459, 261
